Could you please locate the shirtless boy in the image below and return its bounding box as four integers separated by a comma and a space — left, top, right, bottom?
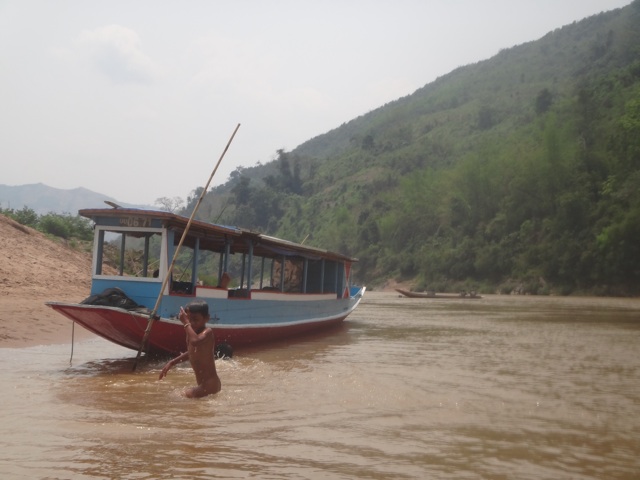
158, 301, 222, 398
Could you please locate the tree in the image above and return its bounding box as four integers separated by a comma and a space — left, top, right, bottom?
39, 214, 71, 239
231, 176, 252, 205
477, 105, 495, 130
185, 187, 205, 213
154, 196, 184, 213
535, 88, 554, 114
12, 206, 38, 228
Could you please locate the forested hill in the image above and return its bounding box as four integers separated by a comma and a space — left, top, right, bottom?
197, 1, 640, 295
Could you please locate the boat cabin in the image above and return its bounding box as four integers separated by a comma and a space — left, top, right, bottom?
80, 208, 356, 313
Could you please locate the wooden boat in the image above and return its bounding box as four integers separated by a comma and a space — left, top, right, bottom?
395, 288, 481, 299
47, 207, 365, 355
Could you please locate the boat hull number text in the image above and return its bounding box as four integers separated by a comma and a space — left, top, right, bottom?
119, 216, 152, 228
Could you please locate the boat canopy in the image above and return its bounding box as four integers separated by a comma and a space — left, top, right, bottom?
79, 208, 358, 263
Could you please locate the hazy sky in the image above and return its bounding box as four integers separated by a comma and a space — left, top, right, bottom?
1, 0, 631, 205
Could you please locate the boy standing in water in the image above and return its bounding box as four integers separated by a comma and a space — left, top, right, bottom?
159, 301, 222, 398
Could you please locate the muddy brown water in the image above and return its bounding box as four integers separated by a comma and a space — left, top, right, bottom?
1, 292, 638, 479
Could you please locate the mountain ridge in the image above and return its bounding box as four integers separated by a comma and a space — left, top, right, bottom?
0, 183, 151, 215
200, 1, 640, 294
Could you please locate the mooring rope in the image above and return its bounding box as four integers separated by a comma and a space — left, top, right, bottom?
69, 321, 75, 365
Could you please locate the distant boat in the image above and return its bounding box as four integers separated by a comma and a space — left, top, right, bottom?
395, 288, 481, 299
47, 207, 365, 356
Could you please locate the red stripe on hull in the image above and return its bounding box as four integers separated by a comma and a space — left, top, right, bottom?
46, 303, 347, 355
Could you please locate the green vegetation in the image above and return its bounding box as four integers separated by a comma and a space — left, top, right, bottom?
196, 2, 640, 296
1, 206, 93, 242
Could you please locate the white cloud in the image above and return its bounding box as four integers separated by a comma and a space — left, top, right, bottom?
77, 25, 160, 85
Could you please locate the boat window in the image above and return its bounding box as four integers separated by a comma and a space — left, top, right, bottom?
95, 229, 162, 278
323, 261, 339, 294
171, 243, 195, 285
193, 250, 215, 286
191, 249, 237, 289
271, 257, 304, 292
306, 259, 325, 293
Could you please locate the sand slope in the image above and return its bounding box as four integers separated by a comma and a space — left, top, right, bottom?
0, 214, 96, 347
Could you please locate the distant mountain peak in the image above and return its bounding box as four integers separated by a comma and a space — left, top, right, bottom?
0, 183, 150, 215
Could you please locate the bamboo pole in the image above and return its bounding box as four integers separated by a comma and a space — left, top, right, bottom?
132, 123, 241, 371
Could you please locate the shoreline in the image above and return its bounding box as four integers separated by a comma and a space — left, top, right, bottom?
3, 291, 639, 349
0, 296, 97, 349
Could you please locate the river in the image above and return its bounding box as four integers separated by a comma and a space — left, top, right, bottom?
0, 292, 638, 479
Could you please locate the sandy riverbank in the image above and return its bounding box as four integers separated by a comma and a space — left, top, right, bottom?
0, 214, 97, 348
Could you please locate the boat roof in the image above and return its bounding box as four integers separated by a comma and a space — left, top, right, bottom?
79, 207, 358, 263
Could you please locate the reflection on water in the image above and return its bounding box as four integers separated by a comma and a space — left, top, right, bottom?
0, 293, 639, 479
